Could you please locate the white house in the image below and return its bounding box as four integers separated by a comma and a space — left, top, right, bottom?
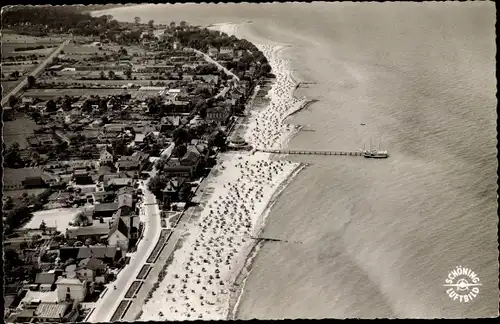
56, 277, 87, 303
219, 46, 234, 56
99, 149, 114, 166
107, 218, 129, 252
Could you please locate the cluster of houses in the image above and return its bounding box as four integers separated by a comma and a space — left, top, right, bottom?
3, 23, 265, 323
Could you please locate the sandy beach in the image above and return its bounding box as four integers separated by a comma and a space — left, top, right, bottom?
138, 23, 308, 321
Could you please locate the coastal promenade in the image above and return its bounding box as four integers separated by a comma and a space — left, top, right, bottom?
87, 168, 161, 323
120, 167, 214, 321
2, 39, 70, 106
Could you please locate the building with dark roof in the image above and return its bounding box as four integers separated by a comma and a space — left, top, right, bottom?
93, 202, 118, 218
22, 176, 46, 189
106, 218, 129, 252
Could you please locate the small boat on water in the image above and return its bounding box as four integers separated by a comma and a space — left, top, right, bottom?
360, 123, 366, 126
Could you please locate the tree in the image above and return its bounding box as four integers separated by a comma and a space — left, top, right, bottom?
212, 130, 227, 149
108, 70, 116, 80
199, 106, 207, 119
124, 68, 132, 80
180, 21, 188, 29
148, 20, 154, 29
46, 100, 57, 112
170, 21, 176, 29
172, 127, 188, 146
39, 220, 47, 234
175, 144, 187, 159
4, 142, 22, 168
8, 95, 18, 108
134, 16, 141, 25
4, 196, 14, 210
148, 174, 168, 198
99, 71, 106, 80
27, 75, 36, 88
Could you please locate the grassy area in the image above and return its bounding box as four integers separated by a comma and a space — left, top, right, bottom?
137, 264, 152, 280
3, 116, 40, 149
110, 300, 131, 322
1, 80, 21, 94
23, 88, 138, 99
4, 167, 44, 187
2, 63, 39, 73
1, 33, 68, 44
124, 281, 142, 298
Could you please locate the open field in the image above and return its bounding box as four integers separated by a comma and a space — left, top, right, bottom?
23, 88, 139, 99
23, 207, 85, 232
2, 63, 39, 74
2, 33, 69, 44
3, 188, 47, 200
2, 81, 21, 94
4, 167, 44, 187
2, 45, 56, 56
3, 116, 40, 149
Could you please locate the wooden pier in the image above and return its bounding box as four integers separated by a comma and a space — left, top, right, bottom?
256, 149, 363, 156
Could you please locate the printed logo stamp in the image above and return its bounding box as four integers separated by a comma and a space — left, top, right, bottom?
443, 266, 481, 303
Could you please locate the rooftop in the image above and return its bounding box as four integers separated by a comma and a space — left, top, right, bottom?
35, 302, 70, 319
66, 223, 110, 239
93, 202, 118, 213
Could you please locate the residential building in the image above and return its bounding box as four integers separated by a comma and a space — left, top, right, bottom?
93, 202, 119, 218
160, 115, 181, 132
107, 217, 129, 252
55, 277, 87, 303
207, 46, 218, 57
99, 149, 114, 166
162, 177, 188, 203
73, 169, 93, 185
206, 106, 230, 126
34, 302, 78, 322
59, 246, 121, 265
65, 222, 110, 242
104, 177, 133, 191
163, 159, 193, 178
35, 271, 59, 292
22, 176, 46, 189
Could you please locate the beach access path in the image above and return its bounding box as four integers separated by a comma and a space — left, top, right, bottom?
1, 39, 70, 106
190, 48, 240, 81
87, 167, 161, 323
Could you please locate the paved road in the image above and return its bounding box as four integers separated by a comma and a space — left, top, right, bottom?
191, 48, 240, 81
2, 40, 70, 106
87, 168, 161, 323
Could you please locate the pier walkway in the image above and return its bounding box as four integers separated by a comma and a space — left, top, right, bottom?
256, 149, 363, 156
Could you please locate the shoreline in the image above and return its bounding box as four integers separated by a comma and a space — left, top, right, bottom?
213, 22, 315, 320
136, 22, 313, 321
226, 162, 308, 320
